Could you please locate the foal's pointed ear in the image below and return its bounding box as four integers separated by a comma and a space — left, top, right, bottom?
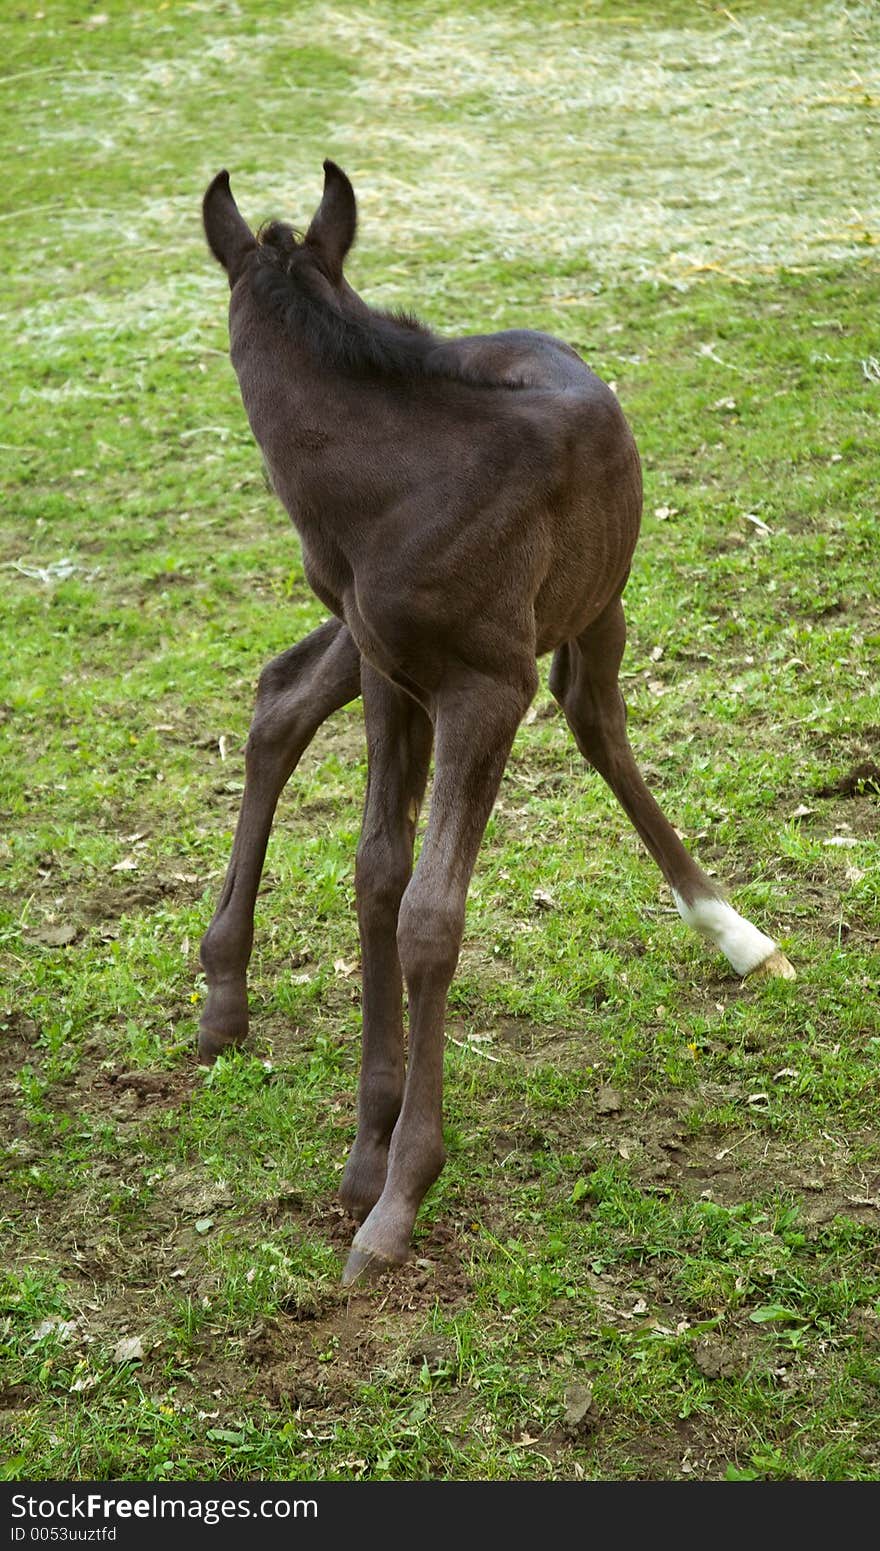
304, 160, 357, 281
203, 170, 256, 288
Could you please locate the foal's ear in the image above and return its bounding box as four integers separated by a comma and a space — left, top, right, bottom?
203, 170, 256, 288
304, 160, 357, 282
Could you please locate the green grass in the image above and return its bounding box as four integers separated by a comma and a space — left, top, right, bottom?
1, 0, 879, 1482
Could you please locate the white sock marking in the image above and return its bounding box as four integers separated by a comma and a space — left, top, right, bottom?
672, 891, 776, 977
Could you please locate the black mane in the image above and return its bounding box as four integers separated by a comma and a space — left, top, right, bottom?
250, 222, 523, 390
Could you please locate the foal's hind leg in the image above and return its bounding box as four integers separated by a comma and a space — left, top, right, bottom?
343, 663, 537, 1283
339, 665, 433, 1223
199, 620, 362, 1062
549, 599, 794, 979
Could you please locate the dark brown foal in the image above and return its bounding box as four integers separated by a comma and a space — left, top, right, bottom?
199, 160, 794, 1283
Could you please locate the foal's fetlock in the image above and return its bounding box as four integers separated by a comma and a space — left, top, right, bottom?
339, 1074, 404, 1218
338, 1139, 389, 1222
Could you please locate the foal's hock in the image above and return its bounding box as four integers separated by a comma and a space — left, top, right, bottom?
199, 160, 794, 1283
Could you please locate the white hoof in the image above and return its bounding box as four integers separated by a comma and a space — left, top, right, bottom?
748, 948, 796, 981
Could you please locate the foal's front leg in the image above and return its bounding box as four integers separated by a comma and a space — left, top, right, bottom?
343, 664, 536, 1282
199, 620, 361, 1062
339, 666, 433, 1222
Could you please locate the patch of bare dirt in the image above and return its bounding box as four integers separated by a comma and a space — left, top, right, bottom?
82, 876, 205, 923
595, 1413, 738, 1481
18, 874, 208, 950
817, 760, 880, 800
246, 1237, 473, 1419
0, 1012, 37, 1077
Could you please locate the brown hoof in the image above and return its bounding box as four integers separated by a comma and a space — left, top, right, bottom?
748, 948, 796, 981
197, 1027, 247, 1065
340, 1244, 400, 1288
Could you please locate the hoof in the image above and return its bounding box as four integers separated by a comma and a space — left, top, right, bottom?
748, 948, 796, 981
197, 1026, 247, 1065
340, 1243, 399, 1288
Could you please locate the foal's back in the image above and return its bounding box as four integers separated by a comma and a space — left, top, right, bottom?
231, 267, 642, 662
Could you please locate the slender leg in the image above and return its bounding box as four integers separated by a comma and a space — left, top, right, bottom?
199, 620, 362, 1062
339, 665, 433, 1222
549, 599, 794, 979
343, 663, 537, 1282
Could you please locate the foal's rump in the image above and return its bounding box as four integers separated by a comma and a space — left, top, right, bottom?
518, 371, 643, 653
435, 326, 589, 392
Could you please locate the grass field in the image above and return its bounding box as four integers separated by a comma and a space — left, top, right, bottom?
2, 0, 879, 1481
